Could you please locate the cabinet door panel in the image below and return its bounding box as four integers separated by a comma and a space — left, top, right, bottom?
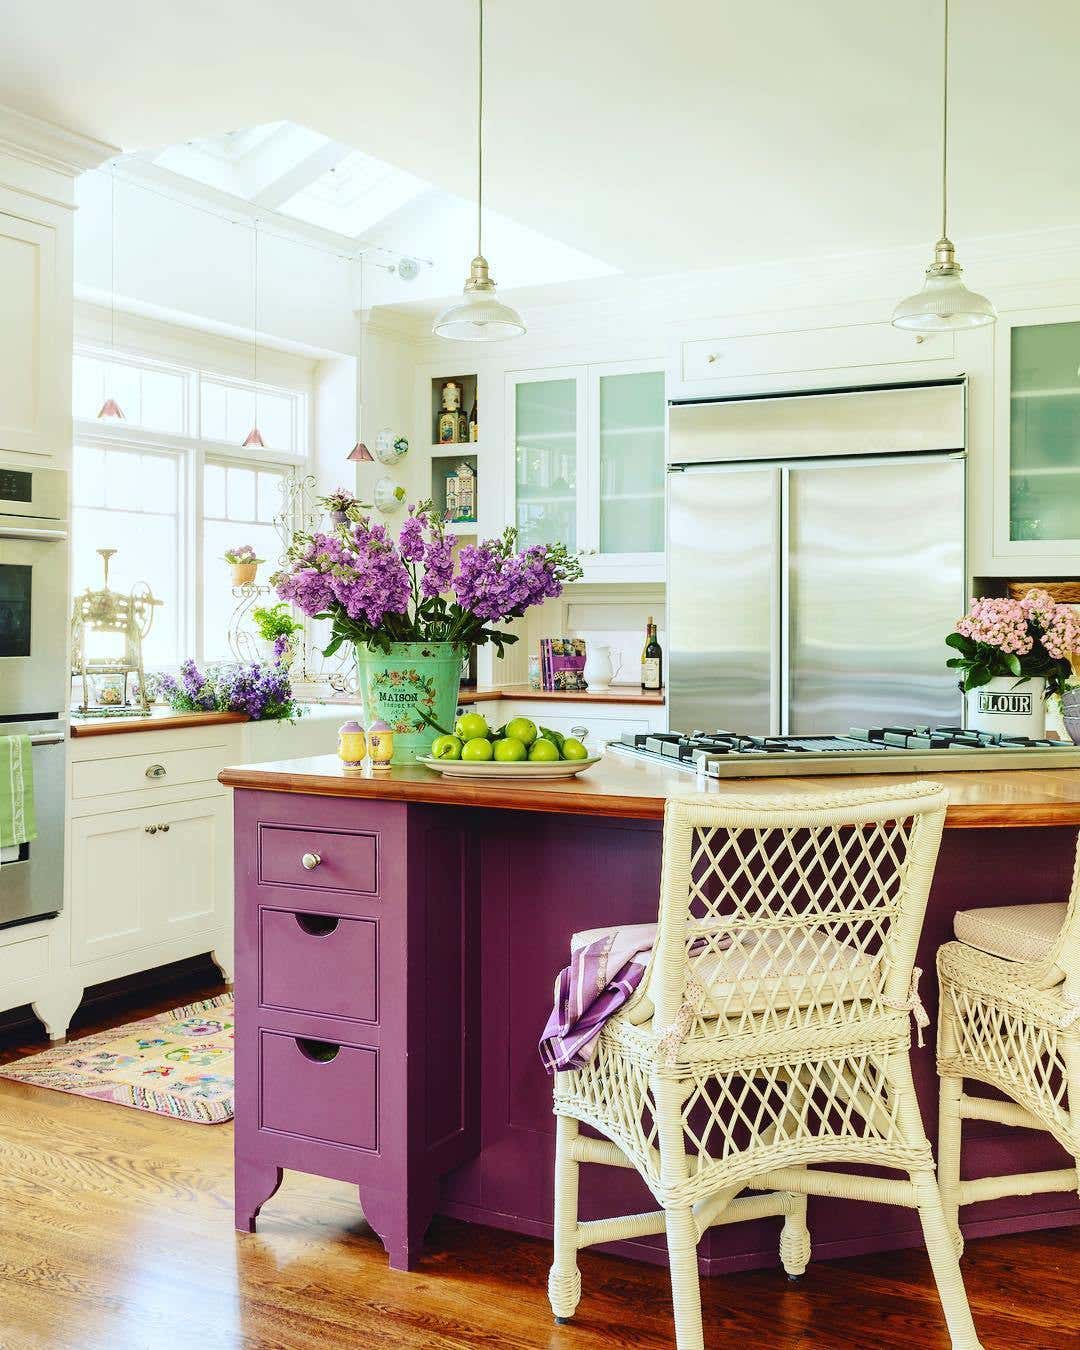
0, 210, 62, 457
70, 813, 148, 964
153, 797, 228, 943
512, 373, 581, 551
597, 369, 665, 556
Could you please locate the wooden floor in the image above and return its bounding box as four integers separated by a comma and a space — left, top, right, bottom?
0, 974, 1075, 1350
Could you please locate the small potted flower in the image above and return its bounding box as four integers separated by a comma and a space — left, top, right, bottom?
251, 601, 304, 669
318, 488, 369, 527
224, 544, 264, 587
946, 588, 1079, 738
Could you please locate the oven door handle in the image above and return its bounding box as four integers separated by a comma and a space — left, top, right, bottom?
0, 524, 68, 542
27, 733, 65, 747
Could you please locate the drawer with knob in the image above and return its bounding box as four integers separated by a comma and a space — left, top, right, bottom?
257, 824, 378, 896
259, 907, 378, 1023
71, 743, 230, 801
259, 1030, 379, 1152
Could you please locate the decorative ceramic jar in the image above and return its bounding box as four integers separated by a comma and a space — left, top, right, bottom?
367, 719, 394, 767
1061, 688, 1080, 744
337, 720, 367, 773
354, 641, 463, 764
966, 675, 1047, 739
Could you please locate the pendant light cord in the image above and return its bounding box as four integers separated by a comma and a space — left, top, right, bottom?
941, 0, 949, 241
477, 0, 484, 259
110, 161, 117, 353
252, 221, 259, 424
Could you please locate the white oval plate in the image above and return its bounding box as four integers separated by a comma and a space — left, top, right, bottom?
417, 752, 602, 780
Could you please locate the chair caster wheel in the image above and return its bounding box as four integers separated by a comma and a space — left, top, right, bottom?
786, 1274, 803, 1283
554, 1316, 571, 1324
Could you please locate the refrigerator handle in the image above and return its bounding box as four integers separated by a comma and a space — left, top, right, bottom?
777, 465, 790, 736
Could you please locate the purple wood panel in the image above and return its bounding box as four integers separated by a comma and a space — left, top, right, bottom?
260, 908, 378, 1023
258, 822, 378, 894
260, 1030, 378, 1150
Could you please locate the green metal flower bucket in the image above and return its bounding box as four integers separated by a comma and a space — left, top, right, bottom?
354, 641, 463, 764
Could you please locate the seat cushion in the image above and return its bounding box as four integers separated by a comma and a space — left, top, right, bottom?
571, 922, 876, 1020
952, 902, 1066, 963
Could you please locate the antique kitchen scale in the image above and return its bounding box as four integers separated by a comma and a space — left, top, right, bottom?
71, 548, 163, 715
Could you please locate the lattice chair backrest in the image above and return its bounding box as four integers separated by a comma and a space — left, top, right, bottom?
644, 783, 949, 1046
1044, 828, 1080, 992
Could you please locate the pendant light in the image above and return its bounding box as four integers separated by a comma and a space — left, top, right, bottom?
433, 0, 525, 341
98, 163, 126, 420
892, 0, 995, 331
242, 221, 265, 448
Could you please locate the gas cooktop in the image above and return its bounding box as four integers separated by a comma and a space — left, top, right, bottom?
612, 726, 1080, 778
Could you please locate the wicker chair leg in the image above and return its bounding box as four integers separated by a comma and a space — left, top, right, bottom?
936, 1071, 965, 1257
779, 1190, 811, 1279
548, 1113, 582, 1323
910, 1170, 984, 1350
665, 1204, 705, 1350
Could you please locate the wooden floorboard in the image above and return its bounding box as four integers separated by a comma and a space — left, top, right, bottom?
0, 975, 1075, 1349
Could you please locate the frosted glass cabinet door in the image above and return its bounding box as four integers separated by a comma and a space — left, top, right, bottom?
514, 377, 578, 550
598, 370, 665, 555
1009, 320, 1080, 542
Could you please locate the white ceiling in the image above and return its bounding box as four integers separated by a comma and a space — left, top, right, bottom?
4, 0, 1080, 277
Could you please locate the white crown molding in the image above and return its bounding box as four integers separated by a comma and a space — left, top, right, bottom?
0, 104, 117, 176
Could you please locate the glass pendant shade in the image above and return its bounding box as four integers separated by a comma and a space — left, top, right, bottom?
97, 398, 125, 420
347, 441, 375, 462
242, 427, 265, 449
433, 255, 525, 342
892, 239, 997, 331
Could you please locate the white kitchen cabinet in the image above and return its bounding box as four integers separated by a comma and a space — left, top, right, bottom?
508, 360, 667, 583
69, 795, 227, 966
991, 304, 1080, 569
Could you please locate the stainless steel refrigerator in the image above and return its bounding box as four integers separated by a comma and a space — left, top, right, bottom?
667, 381, 966, 735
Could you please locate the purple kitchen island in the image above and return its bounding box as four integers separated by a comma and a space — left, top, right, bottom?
220, 753, 1080, 1273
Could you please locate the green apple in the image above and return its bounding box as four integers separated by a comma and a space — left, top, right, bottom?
504, 716, 538, 747
528, 737, 560, 762
492, 736, 527, 762
455, 711, 490, 742
561, 737, 589, 760
461, 736, 494, 761
431, 734, 462, 760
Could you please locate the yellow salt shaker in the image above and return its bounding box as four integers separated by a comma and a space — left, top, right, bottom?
367, 719, 394, 768
337, 720, 367, 773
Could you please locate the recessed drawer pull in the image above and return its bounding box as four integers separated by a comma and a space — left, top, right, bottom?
145, 764, 167, 780
295, 913, 340, 937
295, 1038, 340, 1063
301, 851, 321, 871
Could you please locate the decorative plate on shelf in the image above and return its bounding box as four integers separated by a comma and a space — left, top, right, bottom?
417, 753, 602, 780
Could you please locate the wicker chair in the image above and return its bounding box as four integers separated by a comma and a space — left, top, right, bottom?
549, 783, 984, 1350
937, 835, 1080, 1255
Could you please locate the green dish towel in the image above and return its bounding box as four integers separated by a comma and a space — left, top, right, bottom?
0, 736, 36, 849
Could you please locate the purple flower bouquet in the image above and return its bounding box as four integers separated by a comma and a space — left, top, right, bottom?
157, 659, 300, 721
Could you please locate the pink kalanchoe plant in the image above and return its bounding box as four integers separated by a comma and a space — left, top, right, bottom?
947, 589, 1080, 695
273, 500, 582, 659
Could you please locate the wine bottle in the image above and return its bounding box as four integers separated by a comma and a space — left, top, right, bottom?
641, 616, 663, 691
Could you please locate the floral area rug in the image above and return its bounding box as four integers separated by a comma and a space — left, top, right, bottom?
0, 995, 234, 1123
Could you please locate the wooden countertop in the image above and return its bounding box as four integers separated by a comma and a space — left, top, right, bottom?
458, 684, 665, 706
218, 749, 1080, 828
71, 709, 248, 737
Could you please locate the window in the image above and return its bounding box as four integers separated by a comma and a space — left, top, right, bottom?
71, 347, 310, 670
202, 460, 290, 661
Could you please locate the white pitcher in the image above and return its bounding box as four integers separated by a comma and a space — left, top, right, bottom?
583, 644, 621, 692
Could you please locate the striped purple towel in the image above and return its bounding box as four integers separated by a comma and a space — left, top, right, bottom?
539, 924, 657, 1073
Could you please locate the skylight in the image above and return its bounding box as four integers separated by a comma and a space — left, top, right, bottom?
149, 121, 426, 241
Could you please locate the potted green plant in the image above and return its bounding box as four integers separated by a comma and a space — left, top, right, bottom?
946, 588, 1079, 738
317, 488, 370, 527
224, 543, 264, 587
251, 601, 304, 669
274, 501, 582, 762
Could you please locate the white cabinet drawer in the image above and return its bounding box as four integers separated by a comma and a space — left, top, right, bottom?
682, 322, 954, 384
71, 742, 228, 801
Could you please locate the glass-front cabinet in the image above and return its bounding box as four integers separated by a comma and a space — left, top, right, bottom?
509, 361, 666, 581
996, 307, 1080, 562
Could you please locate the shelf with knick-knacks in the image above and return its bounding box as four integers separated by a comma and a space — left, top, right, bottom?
431, 454, 478, 535
431, 374, 479, 449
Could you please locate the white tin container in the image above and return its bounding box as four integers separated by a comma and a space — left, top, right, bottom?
965, 676, 1047, 739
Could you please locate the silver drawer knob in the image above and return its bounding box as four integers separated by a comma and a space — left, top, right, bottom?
301, 852, 321, 871
145, 764, 167, 780
145, 825, 157, 834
